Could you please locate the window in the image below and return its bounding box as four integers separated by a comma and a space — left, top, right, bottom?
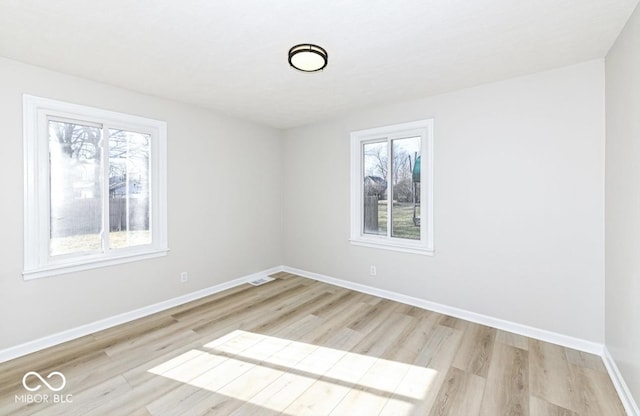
350, 119, 433, 254
23, 95, 168, 279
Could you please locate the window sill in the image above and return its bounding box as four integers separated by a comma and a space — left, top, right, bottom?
349, 239, 434, 256
23, 248, 169, 280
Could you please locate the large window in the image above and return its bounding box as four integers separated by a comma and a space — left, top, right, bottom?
350, 119, 433, 254
23, 95, 168, 279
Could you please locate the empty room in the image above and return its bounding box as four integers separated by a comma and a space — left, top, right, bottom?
1, 1, 639, 415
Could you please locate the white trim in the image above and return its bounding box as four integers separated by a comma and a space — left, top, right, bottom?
603, 346, 640, 416
286, 267, 637, 412
281, 265, 604, 355
350, 119, 434, 254
285, 265, 640, 410
349, 239, 434, 255
23, 94, 169, 279
23, 249, 169, 280
24, 95, 166, 129
0, 267, 281, 363
3, 263, 637, 414
281, 266, 640, 409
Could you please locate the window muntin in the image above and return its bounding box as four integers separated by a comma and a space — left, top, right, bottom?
351, 120, 433, 254
24, 95, 167, 279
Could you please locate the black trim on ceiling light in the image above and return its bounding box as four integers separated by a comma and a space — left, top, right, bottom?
288, 44, 328, 72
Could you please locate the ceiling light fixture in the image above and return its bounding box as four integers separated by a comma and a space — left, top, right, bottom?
288, 44, 328, 72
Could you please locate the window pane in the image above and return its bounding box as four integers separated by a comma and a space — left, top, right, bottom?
49, 120, 103, 256
108, 129, 151, 249
363, 141, 388, 236
391, 136, 421, 240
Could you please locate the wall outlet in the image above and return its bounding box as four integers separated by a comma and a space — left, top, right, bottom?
180, 272, 188, 283
369, 266, 377, 276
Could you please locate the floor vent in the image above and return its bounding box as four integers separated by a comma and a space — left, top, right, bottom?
248, 276, 275, 286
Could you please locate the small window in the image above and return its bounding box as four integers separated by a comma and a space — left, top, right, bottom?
23, 95, 168, 279
350, 119, 433, 254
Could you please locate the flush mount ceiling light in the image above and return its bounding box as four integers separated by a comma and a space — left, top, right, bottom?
288, 44, 328, 72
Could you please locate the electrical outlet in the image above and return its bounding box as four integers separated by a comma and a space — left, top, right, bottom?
180, 272, 188, 283
370, 266, 377, 276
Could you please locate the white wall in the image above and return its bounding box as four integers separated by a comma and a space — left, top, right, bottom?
0, 57, 283, 350
283, 60, 606, 342
0, 54, 611, 355
606, 2, 640, 404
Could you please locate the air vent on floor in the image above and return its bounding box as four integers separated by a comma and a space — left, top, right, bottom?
248, 276, 275, 286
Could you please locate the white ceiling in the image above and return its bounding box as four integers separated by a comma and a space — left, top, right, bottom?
0, 0, 637, 129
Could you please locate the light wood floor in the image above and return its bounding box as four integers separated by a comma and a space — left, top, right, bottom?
0, 272, 626, 415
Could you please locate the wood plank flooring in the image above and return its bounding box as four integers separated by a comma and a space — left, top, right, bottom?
0, 272, 626, 415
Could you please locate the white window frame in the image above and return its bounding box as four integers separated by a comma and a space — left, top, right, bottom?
23, 95, 168, 279
350, 119, 434, 255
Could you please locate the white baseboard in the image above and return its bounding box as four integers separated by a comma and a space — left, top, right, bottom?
282, 266, 640, 413
603, 347, 640, 416
0, 267, 281, 364
280, 266, 604, 355
3, 264, 636, 415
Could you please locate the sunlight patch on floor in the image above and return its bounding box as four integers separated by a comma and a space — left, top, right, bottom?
148, 330, 437, 414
